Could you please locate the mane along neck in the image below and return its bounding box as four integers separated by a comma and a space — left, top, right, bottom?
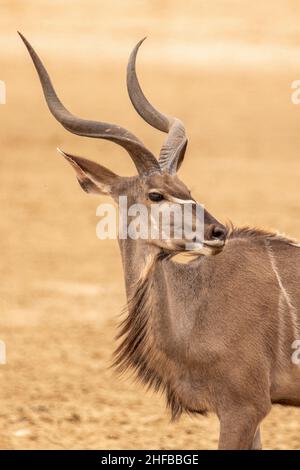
114, 243, 197, 419
113, 253, 157, 380
228, 225, 299, 246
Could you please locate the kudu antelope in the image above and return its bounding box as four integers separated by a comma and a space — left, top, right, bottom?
20, 33, 300, 450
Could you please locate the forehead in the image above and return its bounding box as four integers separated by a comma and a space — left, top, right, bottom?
144, 173, 191, 199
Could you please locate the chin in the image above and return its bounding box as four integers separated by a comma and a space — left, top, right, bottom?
157, 240, 225, 258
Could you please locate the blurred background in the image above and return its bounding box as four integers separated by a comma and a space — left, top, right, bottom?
1, 0, 300, 449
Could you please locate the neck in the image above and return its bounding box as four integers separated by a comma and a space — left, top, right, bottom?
114, 237, 207, 419
117, 238, 161, 298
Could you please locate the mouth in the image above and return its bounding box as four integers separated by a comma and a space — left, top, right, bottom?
184, 238, 226, 256
203, 239, 226, 249
161, 237, 226, 257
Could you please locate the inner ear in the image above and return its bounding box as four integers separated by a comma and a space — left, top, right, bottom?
57, 148, 121, 195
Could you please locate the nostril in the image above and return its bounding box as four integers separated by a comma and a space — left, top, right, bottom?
211, 225, 227, 241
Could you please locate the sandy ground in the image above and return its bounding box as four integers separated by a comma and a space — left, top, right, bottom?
0, 0, 300, 449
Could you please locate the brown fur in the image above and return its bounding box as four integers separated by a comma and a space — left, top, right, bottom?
113, 253, 207, 420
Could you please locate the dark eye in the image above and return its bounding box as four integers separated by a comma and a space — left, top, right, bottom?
148, 192, 164, 202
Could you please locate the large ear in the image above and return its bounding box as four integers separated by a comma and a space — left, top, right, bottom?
57, 148, 121, 196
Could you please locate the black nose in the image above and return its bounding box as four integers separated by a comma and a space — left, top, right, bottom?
210, 225, 227, 241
